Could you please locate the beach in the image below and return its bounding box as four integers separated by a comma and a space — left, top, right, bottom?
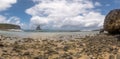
0, 31, 120, 59
0, 0, 119, 58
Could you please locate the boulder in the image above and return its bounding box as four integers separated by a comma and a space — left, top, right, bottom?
104, 9, 120, 34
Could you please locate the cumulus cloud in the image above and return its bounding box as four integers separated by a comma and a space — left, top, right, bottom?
0, 0, 17, 11
26, 0, 105, 30
7, 16, 23, 25
94, 2, 102, 6
0, 0, 25, 29
0, 15, 24, 28
0, 0, 17, 23
0, 15, 7, 23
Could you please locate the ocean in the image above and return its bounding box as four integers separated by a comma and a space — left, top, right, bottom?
0, 30, 99, 39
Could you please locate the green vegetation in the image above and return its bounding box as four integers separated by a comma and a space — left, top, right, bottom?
0, 23, 21, 30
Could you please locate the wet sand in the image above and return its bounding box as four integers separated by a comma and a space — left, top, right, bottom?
0, 33, 120, 59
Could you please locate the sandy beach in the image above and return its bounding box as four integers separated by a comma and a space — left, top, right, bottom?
0, 32, 120, 59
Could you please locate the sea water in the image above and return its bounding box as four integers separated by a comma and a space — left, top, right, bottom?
0, 30, 99, 39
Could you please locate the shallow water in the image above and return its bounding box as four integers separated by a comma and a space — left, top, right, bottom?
0, 30, 99, 39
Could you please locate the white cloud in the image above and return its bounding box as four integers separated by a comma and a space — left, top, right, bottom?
0, 0, 17, 11
0, 15, 24, 29
0, 0, 17, 23
0, 15, 7, 23
7, 16, 22, 25
7, 16, 26, 29
94, 2, 102, 6
26, 0, 105, 30
0, 0, 25, 29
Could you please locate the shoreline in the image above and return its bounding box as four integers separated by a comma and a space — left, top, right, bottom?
0, 30, 99, 39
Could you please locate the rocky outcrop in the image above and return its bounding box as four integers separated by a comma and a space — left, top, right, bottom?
36, 25, 41, 30
104, 9, 120, 34
0, 23, 21, 30
99, 29, 104, 33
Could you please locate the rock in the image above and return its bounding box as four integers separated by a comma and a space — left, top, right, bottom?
63, 46, 70, 51
0, 43, 4, 47
34, 55, 48, 59
104, 9, 120, 34
109, 55, 114, 59
34, 56, 42, 59
36, 25, 41, 30
116, 53, 120, 59
66, 56, 73, 59
99, 29, 104, 33
23, 52, 31, 56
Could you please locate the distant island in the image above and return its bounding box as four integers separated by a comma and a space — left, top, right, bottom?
36, 25, 41, 30
0, 23, 21, 31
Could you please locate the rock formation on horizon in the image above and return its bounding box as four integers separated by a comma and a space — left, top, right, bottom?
104, 9, 120, 34
0, 23, 21, 30
36, 25, 41, 30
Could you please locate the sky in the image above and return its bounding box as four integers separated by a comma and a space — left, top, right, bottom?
0, 0, 120, 30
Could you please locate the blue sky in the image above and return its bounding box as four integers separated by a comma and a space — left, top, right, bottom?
0, 0, 120, 30
0, 0, 35, 24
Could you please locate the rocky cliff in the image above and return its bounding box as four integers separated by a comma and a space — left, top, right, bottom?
104, 9, 120, 34
0, 23, 21, 30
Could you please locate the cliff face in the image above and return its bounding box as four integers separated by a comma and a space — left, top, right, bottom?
0, 23, 21, 30
104, 9, 120, 34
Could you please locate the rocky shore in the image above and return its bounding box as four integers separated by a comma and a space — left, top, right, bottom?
0, 34, 120, 59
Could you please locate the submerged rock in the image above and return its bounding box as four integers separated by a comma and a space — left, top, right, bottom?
104, 9, 120, 34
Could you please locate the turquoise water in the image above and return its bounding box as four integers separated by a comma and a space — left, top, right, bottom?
0, 30, 99, 38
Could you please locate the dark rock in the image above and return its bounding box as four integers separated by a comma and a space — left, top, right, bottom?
104, 9, 120, 34
0, 43, 4, 47
99, 29, 104, 33
36, 25, 41, 30
34, 55, 48, 59
109, 55, 114, 59
34, 56, 42, 59
23, 52, 30, 56
45, 49, 58, 55
63, 46, 70, 51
